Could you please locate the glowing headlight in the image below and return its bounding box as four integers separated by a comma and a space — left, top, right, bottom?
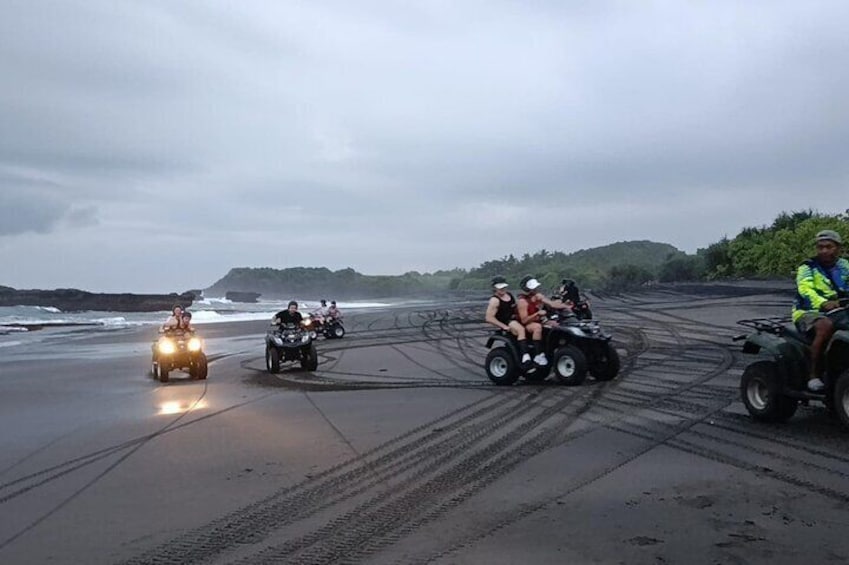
158, 339, 176, 354
301, 334, 311, 343
188, 338, 202, 352
303, 318, 312, 327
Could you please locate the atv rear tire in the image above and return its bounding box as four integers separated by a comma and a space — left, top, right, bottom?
553, 345, 587, 386
485, 347, 520, 386
266, 347, 280, 374
331, 324, 345, 339
740, 361, 797, 422
591, 343, 620, 381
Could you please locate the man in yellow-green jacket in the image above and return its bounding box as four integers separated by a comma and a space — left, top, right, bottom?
792, 229, 849, 391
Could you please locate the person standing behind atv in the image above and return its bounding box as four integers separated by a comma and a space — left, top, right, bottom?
273, 300, 304, 326
485, 276, 532, 366
517, 276, 569, 366
792, 229, 849, 391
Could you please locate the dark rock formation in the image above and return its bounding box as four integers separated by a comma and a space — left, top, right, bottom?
225, 291, 261, 303
0, 286, 194, 312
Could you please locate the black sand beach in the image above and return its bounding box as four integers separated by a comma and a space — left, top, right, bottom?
0, 286, 847, 564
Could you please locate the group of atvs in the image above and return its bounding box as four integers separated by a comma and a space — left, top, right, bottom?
146, 290, 849, 431
480, 286, 849, 430
149, 309, 346, 382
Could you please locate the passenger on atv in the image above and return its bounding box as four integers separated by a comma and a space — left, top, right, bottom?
556, 278, 592, 320
517, 276, 570, 367
792, 229, 849, 391
484, 275, 532, 367
161, 304, 187, 331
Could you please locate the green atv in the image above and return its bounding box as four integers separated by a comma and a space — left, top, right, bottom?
733, 298, 849, 429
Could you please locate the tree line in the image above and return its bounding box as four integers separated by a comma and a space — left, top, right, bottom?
205, 210, 849, 298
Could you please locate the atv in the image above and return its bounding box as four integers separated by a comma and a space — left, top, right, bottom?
308, 313, 346, 339
734, 298, 849, 429
483, 312, 619, 386
151, 329, 208, 383
265, 321, 319, 372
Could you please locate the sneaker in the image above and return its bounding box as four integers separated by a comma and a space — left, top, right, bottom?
533, 353, 548, 366
808, 377, 825, 392
521, 353, 532, 365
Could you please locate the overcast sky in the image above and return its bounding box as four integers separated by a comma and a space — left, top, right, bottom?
2, 1, 848, 293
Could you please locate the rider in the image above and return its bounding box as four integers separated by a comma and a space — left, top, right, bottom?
161, 305, 185, 331
313, 299, 330, 325
485, 275, 532, 366
273, 300, 304, 326
327, 300, 342, 321
180, 311, 195, 332
792, 229, 849, 391
517, 275, 569, 366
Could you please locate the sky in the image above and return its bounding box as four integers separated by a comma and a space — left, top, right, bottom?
1, 1, 848, 293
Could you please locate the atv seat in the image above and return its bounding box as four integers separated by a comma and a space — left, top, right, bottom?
781, 325, 813, 346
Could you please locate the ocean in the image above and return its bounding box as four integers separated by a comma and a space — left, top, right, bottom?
0, 296, 419, 340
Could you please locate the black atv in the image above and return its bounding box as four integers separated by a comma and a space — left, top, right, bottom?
265, 321, 319, 372
734, 298, 849, 429
151, 329, 208, 383
484, 312, 619, 386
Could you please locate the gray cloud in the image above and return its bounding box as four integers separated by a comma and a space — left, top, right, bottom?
1, 1, 848, 292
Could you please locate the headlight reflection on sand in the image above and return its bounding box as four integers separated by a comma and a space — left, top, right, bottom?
158, 399, 209, 415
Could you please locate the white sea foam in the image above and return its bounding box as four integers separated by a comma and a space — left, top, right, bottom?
197, 297, 233, 305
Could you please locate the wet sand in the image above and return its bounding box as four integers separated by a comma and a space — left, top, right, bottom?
0, 288, 847, 564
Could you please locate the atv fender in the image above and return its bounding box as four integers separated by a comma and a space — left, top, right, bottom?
826, 331, 849, 379
486, 334, 521, 361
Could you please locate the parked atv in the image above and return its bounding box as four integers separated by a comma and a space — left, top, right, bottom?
484, 312, 619, 386
265, 321, 319, 372
734, 298, 849, 429
151, 329, 208, 383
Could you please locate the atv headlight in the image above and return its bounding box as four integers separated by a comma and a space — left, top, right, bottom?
158, 339, 176, 354
303, 318, 312, 327
188, 338, 202, 352
273, 336, 284, 346
301, 334, 311, 343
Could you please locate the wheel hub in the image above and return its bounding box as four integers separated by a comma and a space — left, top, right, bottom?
557, 356, 575, 377
490, 357, 509, 378
747, 378, 769, 410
